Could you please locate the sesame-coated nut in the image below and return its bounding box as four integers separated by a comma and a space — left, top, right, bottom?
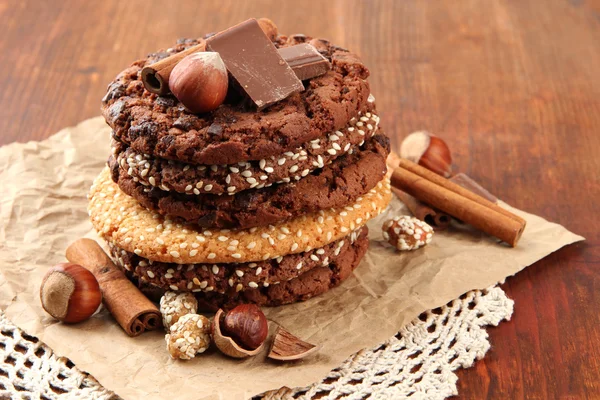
165, 314, 211, 360
382, 216, 433, 251
160, 291, 198, 329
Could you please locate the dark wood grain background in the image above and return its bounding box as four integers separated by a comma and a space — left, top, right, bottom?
1, 0, 598, 398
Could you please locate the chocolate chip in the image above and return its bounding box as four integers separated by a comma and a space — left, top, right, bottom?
207, 123, 223, 136
155, 96, 177, 108
173, 115, 196, 130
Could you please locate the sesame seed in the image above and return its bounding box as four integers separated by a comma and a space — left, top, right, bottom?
348, 127, 355, 132
189, 250, 198, 256
358, 130, 365, 136
277, 234, 286, 240
289, 165, 299, 173
170, 251, 180, 258
236, 284, 243, 292
196, 181, 204, 189
125, 238, 133, 244
341, 227, 349, 232
340, 211, 348, 216
310, 255, 319, 261
259, 159, 266, 169
207, 253, 216, 259
149, 177, 156, 186
276, 256, 283, 263
156, 237, 165, 245
246, 177, 257, 184
147, 271, 155, 278
204, 184, 213, 191
227, 246, 237, 251
311, 143, 321, 149
329, 134, 339, 141
249, 282, 258, 288
230, 167, 239, 173
344, 143, 351, 152
200, 281, 208, 289
170, 285, 178, 291
235, 270, 244, 277
185, 184, 193, 191
301, 169, 310, 177
332, 143, 341, 151
281, 227, 291, 234
196, 236, 206, 243
317, 249, 325, 255
165, 273, 173, 279
228, 279, 234, 287
296, 262, 303, 270
327, 149, 337, 155
291, 243, 299, 251
264, 167, 274, 173
225, 175, 231, 184
278, 158, 286, 165
241, 170, 252, 177
255, 267, 262, 275
232, 253, 242, 259
248, 263, 258, 268
260, 175, 268, 180
227, 186, 236, 192
134, 248, 141, 255
327, 232, 332, 240
212, 265, 219, 274
218, 236, 228, 242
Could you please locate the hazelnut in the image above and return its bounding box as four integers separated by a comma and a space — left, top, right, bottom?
257, 18, 278, 41
40, 263, 102, 323
400, 131, 453, 177
383, 216, 434, 251
212, 305, 268, 358
169, 52, 228, 114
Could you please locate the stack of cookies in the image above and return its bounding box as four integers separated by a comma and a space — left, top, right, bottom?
89, 20, 391, 310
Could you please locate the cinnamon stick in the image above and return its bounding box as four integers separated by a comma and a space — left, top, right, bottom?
392, 187, 451, 230
391, 160, 526, 246
387, 152, 451, 230
66, 239, 162, 336
141, 41, 206, 95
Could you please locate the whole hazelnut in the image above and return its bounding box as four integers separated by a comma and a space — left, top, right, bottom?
257, 18, 278, 41
40, 263, 102, 323
169, 52, 228, 114
213, 305, 268, 358
400, 131, 453, 177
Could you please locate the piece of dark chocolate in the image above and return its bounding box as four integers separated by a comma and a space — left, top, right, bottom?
206, 19, 303, 110
278, 43, 331, 81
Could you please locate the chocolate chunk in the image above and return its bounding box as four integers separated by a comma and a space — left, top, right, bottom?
206, 19, 303, 110
278, 43, 331, 81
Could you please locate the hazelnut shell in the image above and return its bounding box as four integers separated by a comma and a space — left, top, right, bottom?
212, 308, 265, 358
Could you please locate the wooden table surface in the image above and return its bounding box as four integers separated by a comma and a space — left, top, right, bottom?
1, 0, 598, 398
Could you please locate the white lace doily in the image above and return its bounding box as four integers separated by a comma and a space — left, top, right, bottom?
1, 286, 513, 400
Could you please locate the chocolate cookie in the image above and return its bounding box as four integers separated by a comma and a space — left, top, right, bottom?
109, 227, 366, 294
102, 36, 371, 166
125, 227, 369, 309
112, 110, 381, 196
89, 167, 391, 264
109, 134, 390, 229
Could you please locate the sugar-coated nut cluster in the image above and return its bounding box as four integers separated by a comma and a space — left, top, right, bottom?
160, 291, 198, 329
165, 314, 211, 360
383, 216, 433, 251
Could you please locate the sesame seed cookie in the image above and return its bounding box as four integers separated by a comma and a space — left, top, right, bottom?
88, 167, 390, 264
108, 134, 389, 229
111, 109, 381, 196
131, 226, 369, 309
109, 227, 367, 294
102, 36, 370, 166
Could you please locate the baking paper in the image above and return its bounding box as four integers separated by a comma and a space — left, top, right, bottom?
0, 117, 584, 399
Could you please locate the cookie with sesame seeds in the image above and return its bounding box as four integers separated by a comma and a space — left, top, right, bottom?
108, 227, 367, 294
102, 35, 370, 166
88, 167, 391, 264
110, 109, 381, 196
127, 226, 369, 309
108, 134, 390, 229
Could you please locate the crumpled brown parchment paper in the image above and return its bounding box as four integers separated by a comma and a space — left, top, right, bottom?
0, 117, 584, 399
